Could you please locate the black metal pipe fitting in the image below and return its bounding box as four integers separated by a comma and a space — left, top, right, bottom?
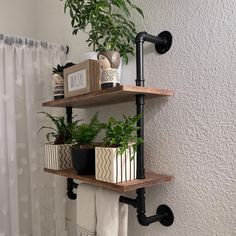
119, 196, 137, 208
136, 94, 145, 179
136, 188, 166, 226
67, 178, 78, 200
120, 188, 174, 227
135, 31, 172, 180
136, 32, 166, 46
66, 107, 72, 124
135, 38, 144, 87
135, 31, 172, 55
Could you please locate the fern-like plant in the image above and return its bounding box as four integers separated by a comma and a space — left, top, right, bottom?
103, 114, 143, 156
72, 112, 105, 148
38, 111, 80, 145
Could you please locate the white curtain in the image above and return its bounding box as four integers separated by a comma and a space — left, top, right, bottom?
0, 34, 67, 236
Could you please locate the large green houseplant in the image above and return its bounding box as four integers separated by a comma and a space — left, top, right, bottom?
61, 0, 144, 89
62, 0, 144, 64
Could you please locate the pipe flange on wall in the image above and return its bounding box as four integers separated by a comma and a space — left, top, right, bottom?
156, 205, 174, 227
135, 31, 173, 55
155, 31, 172, 54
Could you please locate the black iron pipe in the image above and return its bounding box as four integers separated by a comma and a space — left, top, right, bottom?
136, 95, 145, 179
136, 188, 148, 225
120, 188, 166, 226
119, 196, 137, 208
135, 32, 146, 180
66, 107, 72, 123
132, 32, 174, 227
139, 214, 164, 226
136, 188, 163, 226
67, 178, 78, 200
135, 35, 144, 86
136, 32, 167, 46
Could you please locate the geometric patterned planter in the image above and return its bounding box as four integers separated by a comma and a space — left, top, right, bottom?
95, 146, 137, 183
44, 144, 72, 170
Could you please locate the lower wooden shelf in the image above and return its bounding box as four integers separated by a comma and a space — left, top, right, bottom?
44, 168, 173, 193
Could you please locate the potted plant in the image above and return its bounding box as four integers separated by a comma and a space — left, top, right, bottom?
39, 111, 79, 170
71, 112, 105, 175
95, 114, 143, 183
61, 0, 144, 88
52, 62, 75, 100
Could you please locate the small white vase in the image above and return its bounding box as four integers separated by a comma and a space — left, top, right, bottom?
80, 52, 98, 61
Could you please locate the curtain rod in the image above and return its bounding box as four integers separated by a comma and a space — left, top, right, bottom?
0, 33, 69, 54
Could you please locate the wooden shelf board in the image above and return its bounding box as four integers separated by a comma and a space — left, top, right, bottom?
44, 168, 173, 193
42, 85, 173, 108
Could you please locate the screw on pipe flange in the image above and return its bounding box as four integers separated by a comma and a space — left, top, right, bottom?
156, 204, 174, 226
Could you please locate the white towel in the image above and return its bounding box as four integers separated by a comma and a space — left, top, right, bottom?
76, 184, 97, 236
96, 188, 128, 236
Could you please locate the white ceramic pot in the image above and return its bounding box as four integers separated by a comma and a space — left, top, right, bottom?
44, 144, 72, 170
80, 52, 98, 61
117, 59, 122, 79
95, 146, 137, 183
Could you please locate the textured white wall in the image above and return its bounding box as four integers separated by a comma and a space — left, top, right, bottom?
34, 0, 90, 62
0, 0, 36, 37
125, 1, 236, 235
0, 0, 235, 235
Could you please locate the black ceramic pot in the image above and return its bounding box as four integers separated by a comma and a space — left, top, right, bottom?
71, 146, 95, 175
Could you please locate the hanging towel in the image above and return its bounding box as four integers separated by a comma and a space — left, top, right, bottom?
76, 184, 97, 236
96, 188, 128, 236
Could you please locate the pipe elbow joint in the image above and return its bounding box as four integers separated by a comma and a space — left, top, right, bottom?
135, 31, 148, 43
137, 215, 149, 226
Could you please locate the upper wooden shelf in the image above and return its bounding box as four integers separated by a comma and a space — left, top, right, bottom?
42, 85, 173, 108
44, 168, 173, 193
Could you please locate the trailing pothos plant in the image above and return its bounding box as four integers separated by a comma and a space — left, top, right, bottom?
38, 111, 80, 145
72, 112, 105, 148
61, 0, 144, 64
103, 114, 143, 157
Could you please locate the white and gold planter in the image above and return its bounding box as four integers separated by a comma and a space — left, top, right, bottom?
44, 144, 72, 170
95, 146, 137, 183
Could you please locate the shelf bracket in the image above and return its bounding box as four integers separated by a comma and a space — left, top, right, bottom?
135, 31, 173, 179
67, 178, 79, 200
133, 31, 174, 226
120, 188, 174, 227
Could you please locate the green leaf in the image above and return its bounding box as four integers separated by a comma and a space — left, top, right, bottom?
62, 0, 144, 65
72, 28, 79, 35
133, 6, 144, 18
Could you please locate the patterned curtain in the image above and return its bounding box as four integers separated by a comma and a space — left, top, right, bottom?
0, 34, 67, 236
